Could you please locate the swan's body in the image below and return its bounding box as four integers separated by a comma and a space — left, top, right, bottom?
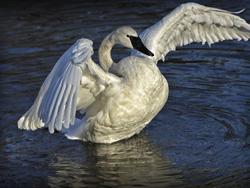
18, 3, 250, 143
73, 56, 168, 143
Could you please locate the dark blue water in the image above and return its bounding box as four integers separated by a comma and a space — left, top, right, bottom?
1, 0, 250, 187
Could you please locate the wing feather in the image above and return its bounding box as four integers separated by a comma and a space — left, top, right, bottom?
18, 38, 111, 133
132, 3, 250, 63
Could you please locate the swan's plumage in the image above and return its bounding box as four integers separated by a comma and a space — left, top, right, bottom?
18, 39, 111, 133
18, 3, 250, 143
132, 3, 250, 62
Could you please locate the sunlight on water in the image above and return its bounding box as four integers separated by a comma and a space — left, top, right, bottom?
1, 0, 250, 187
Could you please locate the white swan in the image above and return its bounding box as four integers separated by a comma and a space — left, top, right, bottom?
18, 3, 250, 144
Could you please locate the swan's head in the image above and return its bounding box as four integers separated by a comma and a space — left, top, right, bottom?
114, 26, 154, 56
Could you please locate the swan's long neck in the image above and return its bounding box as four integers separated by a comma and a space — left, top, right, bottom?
98, 32, 117, 72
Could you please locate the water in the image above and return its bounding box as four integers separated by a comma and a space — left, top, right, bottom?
1, 0, 250, 187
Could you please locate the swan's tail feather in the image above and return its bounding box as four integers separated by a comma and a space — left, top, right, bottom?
61, 118, 86, 140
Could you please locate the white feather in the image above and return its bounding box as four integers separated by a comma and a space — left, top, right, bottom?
132, 2, 250, 63
18, 38, 110, 133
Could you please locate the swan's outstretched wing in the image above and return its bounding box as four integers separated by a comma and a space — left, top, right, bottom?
132, 2, 250, 62
18, 38, 111, 133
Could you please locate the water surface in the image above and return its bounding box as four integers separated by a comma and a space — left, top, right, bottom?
1, 0, 250, 187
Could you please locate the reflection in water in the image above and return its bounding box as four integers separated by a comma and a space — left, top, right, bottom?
48, 135, 182, 187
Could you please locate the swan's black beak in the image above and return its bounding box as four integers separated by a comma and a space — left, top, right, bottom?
128, 35, 154, 57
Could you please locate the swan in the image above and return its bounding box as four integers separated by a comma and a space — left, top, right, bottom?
18, 3, 250, 144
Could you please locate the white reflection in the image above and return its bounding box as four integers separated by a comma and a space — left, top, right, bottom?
48, 134, 182, 187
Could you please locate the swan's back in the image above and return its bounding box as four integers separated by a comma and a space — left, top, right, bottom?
84, 56, 169, 143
